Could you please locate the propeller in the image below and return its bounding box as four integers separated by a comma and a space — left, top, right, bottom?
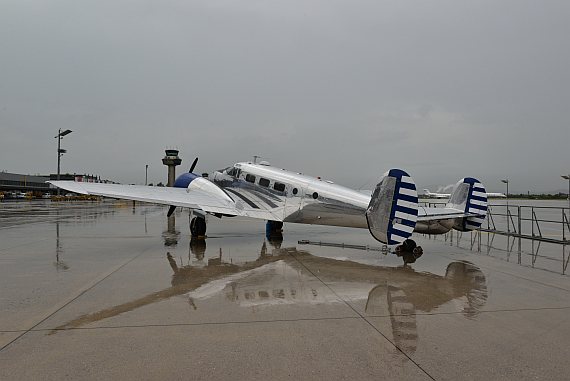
167, 157, 199, 218
189, 157, 198, 173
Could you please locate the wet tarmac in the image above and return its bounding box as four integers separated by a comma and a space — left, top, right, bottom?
1, 200, 570, 380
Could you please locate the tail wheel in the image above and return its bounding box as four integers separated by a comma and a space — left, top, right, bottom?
190, 217, 207, 237
396, 239, 416, 252
395, 239, 423, 264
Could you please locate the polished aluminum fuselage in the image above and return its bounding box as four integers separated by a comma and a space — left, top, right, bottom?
211, 162, 459, 235
211, 162, 371, 228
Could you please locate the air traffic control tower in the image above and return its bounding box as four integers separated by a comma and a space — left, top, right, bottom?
162, 149, 182, 187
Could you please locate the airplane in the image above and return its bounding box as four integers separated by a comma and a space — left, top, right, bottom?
422, 189, 452, 199
49, 159, 489, 263
423, 188, 505, 199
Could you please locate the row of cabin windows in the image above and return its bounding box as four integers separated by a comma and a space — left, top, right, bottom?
244, 174, 286, 192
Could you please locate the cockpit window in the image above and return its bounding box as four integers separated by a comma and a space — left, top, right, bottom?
273, 182, 285, 192
245, 174, 256, 183
227, 167, 238, 177
259, 178, 270, 187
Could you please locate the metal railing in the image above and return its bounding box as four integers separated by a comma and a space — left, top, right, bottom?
420, 201, 569, 245
421, 201, 569, 274
483, 204, 569, 244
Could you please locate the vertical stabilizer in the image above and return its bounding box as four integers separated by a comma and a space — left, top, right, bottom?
446, 178, 488, 231
366, 169, 418, 244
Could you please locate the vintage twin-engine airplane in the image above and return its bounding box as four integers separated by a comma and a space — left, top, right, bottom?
49, 160, 488, 262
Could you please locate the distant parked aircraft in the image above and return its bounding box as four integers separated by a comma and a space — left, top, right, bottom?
424, 189, 505, 199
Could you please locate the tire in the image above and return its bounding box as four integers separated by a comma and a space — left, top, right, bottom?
190, 217, 207, 236
266, 220, 283, 236
401, 239, 416, 252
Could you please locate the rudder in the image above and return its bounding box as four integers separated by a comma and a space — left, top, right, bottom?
366, 169, 419, 245
446, 177, 488, 231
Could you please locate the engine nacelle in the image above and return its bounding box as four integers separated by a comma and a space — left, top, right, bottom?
414, 217, 455, 235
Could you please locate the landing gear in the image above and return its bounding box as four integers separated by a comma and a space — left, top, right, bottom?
395, 239, 423, 265
190, 216, 207, 237
266, 220, 283, 237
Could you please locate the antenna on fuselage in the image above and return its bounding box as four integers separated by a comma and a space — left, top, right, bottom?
253, 155, 261, 164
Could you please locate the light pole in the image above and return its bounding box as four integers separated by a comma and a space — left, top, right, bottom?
501, 179, 509, 203
501, 179, 509, 232
145, 164, 149, 185
55, 129, 73, 195
562, 175, 570, 211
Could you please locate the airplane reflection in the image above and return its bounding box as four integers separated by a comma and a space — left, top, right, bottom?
51, 235, 487, 353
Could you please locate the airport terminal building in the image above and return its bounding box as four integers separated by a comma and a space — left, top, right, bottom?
0, 171, 107, 196
0, 172, 51, 193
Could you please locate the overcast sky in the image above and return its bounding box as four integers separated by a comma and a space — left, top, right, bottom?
0, 0, 568, 193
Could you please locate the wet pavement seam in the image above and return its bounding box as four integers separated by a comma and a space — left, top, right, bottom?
288, 252, 437, 381
1, 316, 364, 334
3, 305, 570, 335
0, 245, 154, 353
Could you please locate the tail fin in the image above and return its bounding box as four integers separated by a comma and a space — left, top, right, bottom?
366, 169, 418, 245
446, 177, 488, 231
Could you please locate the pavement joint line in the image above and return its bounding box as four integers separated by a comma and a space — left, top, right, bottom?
3, 305, 570, 334
288, 252, 437, 381
3, 305, 570, 335
0, 245, 155, 353
3, 316, 364, 333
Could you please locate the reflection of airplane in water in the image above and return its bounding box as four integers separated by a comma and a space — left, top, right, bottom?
52, 236, 487, 352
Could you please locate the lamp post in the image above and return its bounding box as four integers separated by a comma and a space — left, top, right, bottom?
501, 179, 509, 233
55, 129, 73, 195
562, 175, 570, 211
501, 179, 509, 202
145, 164, 149, 186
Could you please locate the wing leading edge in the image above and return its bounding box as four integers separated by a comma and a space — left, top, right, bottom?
47, 181, 283, 221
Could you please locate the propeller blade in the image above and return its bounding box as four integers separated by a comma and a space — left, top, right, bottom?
189, 157, 198, 173
167, 205, 176, 217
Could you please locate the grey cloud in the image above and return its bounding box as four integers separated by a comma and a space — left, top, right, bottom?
0, 0, 568, 192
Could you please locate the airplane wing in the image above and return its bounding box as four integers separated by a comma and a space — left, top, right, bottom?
48, 181, 284, 221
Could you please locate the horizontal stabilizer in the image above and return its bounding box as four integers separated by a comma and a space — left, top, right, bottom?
366, 169, 418, 245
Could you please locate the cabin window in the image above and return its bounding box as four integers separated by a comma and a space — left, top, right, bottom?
312, 192, 319, 199
274, 182, 286, 192
245, 174, 256, 183
292, 188, 298, 195
259, 178, 270, 187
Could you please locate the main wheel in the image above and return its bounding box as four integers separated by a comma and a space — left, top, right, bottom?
190, 217, 207, 237
266, 220, 283, 236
